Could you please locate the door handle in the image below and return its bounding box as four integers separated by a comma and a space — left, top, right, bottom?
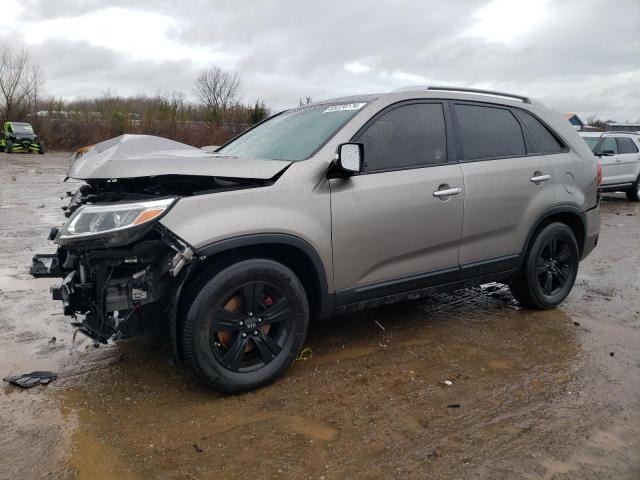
530, 174, 551, 183
433, 187, 462, 198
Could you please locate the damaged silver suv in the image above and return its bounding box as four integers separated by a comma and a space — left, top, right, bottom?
32, 86, 601, 394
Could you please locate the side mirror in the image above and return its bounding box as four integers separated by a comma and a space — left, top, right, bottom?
329, 143, 363, 178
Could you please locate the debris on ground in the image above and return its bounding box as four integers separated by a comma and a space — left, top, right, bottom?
296, 347, 313, 361
3, 371, 58, 388
444, 380, 453, 386
447, 403, 461, 408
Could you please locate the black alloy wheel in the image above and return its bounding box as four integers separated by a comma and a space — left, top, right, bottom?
210, 280, 293, 372
536, 235, 574, 296
510, 222, 579, 309
182, 258, 308, 394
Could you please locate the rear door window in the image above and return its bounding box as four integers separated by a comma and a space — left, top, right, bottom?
453, 104, 526, 160
514, 110, 565, 154
616, 137, 639, 154
599, 137, 618, 155
357, 103, 447, 172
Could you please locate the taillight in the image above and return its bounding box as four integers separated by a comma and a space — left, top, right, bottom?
596, 158, 602, 186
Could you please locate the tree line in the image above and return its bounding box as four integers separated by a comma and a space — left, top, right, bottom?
0, 46, 271, 150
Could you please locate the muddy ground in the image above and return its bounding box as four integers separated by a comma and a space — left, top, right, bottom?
0, 152, 639, 480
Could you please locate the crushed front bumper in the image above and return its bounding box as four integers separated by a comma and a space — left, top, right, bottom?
31, 226, 196, 343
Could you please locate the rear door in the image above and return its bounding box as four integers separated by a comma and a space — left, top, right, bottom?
330, 101, 464, 302
452, 103, 556, 276
614, 137, 640, 184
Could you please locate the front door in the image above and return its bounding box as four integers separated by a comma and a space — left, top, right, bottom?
330, 102, 464, 303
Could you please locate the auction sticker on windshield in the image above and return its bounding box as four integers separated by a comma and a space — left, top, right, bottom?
323, 103, 367, 113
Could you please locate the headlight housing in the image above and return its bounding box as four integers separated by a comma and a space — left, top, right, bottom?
57, 197, 177, 247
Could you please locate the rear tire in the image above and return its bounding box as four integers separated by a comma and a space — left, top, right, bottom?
510, 223, 579, 309
626, 176, 640, 201
181, 258, 309, 394
38, 141, 45, 154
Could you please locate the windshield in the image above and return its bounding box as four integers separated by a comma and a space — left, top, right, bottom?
11, 123, 34, 134
218, 103, 367, 161
582, 136, 599, 152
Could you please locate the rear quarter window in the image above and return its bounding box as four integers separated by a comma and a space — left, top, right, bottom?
454, 104, 526, 160
514, 110, 565, 154
616, 137, 639, 154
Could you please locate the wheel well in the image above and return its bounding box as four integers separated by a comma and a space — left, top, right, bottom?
530, 211, 585, 256
174, 243, 326, 359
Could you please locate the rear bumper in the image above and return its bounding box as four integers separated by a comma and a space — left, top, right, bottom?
581, 204, 600, 260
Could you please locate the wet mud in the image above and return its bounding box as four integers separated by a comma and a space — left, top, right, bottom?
1, 153, 639, 479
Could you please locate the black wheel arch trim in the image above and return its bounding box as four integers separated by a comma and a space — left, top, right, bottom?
169, 233, 334, 361
197, 233, 334, 316
519, 204, 586, 268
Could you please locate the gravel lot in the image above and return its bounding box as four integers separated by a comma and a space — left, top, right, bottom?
1, 152, 639, 479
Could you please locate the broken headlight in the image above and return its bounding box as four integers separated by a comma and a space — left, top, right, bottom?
57, 197, 177, 247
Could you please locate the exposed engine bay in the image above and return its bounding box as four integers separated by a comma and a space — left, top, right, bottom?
30, 135, 288, 344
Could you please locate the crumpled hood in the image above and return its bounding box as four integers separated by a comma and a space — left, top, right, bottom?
68, 134, 292, 180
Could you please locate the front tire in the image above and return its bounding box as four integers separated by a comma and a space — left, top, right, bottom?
181, 259, 309, 394
510, 223, 579, 309
6, 140, 13, 154
626, 175, 640, 201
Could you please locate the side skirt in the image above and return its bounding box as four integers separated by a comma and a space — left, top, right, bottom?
333, 254, 520, 315
334, 270, 515, 315
600, 183, 633, 192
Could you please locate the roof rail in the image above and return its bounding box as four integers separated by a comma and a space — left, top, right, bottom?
426, 86, 532, 104
600, 130, 640, 136
391, 85, 532, 104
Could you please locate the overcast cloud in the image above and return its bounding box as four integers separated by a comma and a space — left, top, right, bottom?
1, 0, 639, 121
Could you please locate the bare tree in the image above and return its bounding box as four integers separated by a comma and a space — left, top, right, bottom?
194, 66, 241, 113
26, 64, 43, 113
299, 96, 313, 106
0, 46, 43, 120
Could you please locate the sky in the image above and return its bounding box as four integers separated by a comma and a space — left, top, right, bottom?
1, 0, 639, 122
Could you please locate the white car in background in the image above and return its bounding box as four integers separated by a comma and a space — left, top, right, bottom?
580, 131, 640, 201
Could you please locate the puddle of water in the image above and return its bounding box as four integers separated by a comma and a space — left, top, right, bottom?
38, 291, 583, 479
289, 415, 337, 441
0, 267, 57, 292
486, 359, 513, 370
0, 275, 56, 291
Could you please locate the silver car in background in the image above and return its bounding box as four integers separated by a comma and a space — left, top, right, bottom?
31, 86, 601, 393
580, 131, 640, 201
